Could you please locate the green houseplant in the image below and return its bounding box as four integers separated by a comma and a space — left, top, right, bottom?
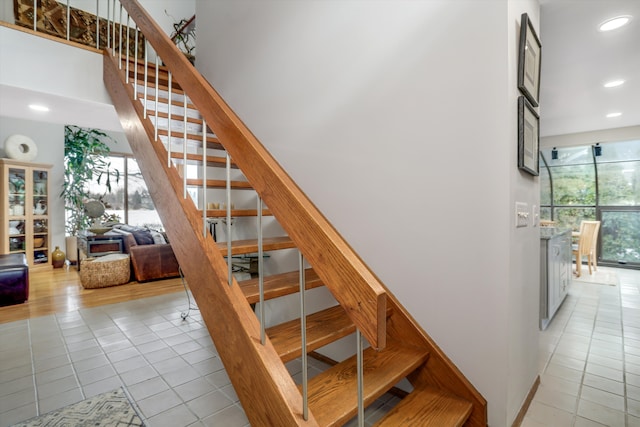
62, 126, 120, 236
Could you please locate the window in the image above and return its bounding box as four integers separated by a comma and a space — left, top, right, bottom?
540, 139, 640, 268
88, 155, 164, 230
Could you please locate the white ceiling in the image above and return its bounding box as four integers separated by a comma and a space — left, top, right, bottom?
0, 84, 123, 132
539, 0, 640, 137
2, 1, 639, 138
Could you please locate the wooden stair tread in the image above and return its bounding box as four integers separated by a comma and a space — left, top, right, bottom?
138, 93, 198, 110
185, 178, 253, 189
158, 128, 219, 144
267, 305, 354, 363
171, 152, 235, 168
307, 340, 429, 427
239, 268, 324, 304
374, 386, 473, 427
218, 236, 296, 256
202, 209, 272, 218
149, 110, 204, 126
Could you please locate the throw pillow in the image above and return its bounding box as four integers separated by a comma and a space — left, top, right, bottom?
131, 229, 154, 245
150, 230, 167, 245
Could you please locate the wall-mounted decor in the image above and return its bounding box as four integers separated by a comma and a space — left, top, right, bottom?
518, 13, 542, 107
13, 0, 145, 58
518, 96, 539, 176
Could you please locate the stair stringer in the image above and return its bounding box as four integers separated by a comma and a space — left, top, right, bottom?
384, 294, 488, 427
103, 50, 319, 427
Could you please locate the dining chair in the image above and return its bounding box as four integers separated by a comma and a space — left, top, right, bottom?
572, 220, 601, 277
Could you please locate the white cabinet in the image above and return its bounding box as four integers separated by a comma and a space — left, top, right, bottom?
540, 229, 572, 330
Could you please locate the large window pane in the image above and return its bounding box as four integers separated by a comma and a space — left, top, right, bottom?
127, 159, 163, 229
541, 145, 592, 166
87, 155, 163, 230
601, 210, 640, 264
540, 161, 551, 206
87, 157, 125, 223
551, 165, 596, 205
596, 140, 640, 162
598, 161, 640, 206
554, 207, 596, 232
100, 157, 125, 222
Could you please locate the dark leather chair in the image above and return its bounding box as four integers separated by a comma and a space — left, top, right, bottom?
0, 253, 29, 306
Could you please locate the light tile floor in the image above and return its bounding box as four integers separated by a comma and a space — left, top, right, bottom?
0, 291, 397, 427
523, 266, 640, 427
5, 266, 638, 426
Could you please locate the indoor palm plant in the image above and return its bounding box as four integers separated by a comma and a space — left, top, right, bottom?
62, 126, 120, 261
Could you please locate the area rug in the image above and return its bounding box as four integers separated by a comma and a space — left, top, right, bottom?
11, 388, 145, 427
573, 269, 618, 286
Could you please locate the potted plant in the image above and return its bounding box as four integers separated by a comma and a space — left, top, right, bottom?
167, 12, 196, 64
61, 126, 120, 262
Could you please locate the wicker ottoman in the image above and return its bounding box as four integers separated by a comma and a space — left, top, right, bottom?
80, 254, 130, 289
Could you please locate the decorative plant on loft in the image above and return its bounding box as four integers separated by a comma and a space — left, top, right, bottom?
62, 125, 120, 236
167, 11, 196, 64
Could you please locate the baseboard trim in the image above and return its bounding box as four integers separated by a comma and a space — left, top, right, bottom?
512, 375, 540, 427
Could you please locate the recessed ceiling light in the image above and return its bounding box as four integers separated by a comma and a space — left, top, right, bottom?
606, 112, 622, 118
598, 15, 632, 32
29, 104, 49, 112
604, 79, 625, 88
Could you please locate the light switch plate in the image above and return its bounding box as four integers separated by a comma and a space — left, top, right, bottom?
532, 205, 539, 227
515, 202, 529, 228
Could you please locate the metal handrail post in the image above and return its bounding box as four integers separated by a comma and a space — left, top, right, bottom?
95, 0, 99, 50
66, 0, 70, 41
357, 329, 364, 427
226, 153, 232, 285
133, 25, 138, 99
258, 196, 265, 344
300, 252, 308, 420
168, 72, 173, 166
202, 119, 208, 237
183, 96, 188, 199
143, 40, 148, 118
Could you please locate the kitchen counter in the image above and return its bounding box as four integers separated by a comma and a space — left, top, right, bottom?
540, 228, 572, 330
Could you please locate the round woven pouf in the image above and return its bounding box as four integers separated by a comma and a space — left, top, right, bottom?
4, 134, 38, 161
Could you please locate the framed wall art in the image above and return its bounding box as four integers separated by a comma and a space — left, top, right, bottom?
518, 13, 542, 107
518, 96, 539, 176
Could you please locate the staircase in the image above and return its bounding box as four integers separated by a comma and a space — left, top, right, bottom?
101, 1, 487, 425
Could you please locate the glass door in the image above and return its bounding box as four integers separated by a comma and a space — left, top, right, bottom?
32, 169, 49, 265
8, 168, 26, 255
599, 208, 640, 267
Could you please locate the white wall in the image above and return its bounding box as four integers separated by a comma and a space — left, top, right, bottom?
195, 1, 539, 425
0, 117, 66, 251
508, 1, 542, 423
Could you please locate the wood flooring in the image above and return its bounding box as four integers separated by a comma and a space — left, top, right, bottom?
0, 266, 183, 324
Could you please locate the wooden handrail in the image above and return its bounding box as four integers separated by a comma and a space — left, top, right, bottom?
120, 0, 386, 349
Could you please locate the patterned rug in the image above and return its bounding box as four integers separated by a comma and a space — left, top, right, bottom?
11, 388, 144, 427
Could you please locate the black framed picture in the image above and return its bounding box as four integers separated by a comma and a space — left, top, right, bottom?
518, 13, 542, 107
518, 96, 539, 176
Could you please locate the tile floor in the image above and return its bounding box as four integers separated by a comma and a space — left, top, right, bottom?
0, 290, 398, 427
523, 266, 640, 427
3, 266, 639, 426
